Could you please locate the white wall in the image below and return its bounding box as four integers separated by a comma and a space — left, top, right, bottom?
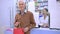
0, 0, 11, 28
0, 0, 16, 34
48, 0, 60, 28
0, 0, 10, 34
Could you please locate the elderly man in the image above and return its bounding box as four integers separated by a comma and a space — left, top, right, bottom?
14, 1, 36, 34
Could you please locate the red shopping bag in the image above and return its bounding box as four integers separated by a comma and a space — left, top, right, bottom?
13, 28, 24, 34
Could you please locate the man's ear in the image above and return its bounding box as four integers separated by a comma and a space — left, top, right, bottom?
17, 2, 19, 8
25, 6, 26, 9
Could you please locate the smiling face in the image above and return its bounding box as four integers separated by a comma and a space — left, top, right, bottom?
42, 8, 48, 15
18, 1, 26, 11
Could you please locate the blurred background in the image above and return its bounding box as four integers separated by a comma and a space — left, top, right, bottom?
0, 0, 60, 34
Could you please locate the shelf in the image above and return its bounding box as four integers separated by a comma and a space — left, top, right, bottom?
35, 5, 48, 7
35, 0, 48, 12
36, 1, 48, 3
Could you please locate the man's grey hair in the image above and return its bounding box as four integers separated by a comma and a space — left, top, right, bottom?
17, 0, 26, 7
18, 0, 26, 4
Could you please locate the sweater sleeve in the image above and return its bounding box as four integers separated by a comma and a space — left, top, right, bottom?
27, 12, 36, 30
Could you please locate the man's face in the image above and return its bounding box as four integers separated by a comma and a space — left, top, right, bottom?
19, 1, 26, 11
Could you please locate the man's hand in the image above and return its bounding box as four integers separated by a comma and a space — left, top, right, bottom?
24, 27, 29, 32
14, 22, 20, 27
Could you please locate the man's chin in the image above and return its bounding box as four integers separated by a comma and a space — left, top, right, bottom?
22, 9, 24, 10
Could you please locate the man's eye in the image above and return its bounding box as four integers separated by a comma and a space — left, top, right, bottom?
19, 4, 23, 5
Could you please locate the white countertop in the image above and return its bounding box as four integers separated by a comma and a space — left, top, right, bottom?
32, 28, 60, 31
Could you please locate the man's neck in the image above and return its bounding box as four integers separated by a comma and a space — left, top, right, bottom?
20, 10, 25, 15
